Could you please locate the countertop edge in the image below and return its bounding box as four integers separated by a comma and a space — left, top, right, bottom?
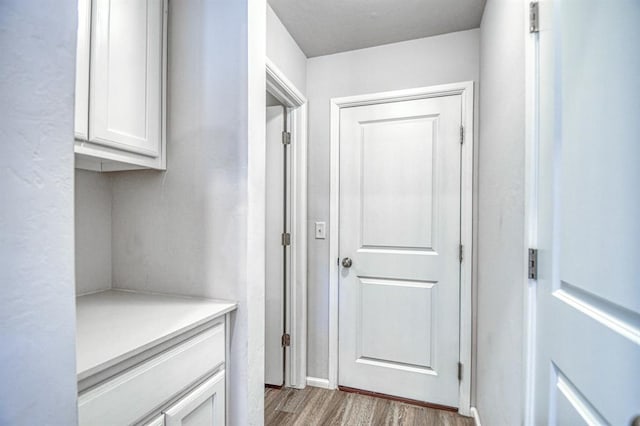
76, 299, 237, 381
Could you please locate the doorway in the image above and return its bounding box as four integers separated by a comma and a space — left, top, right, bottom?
265, 98, 289, 387
264, 60, 308, 389
328, 83, 474, 414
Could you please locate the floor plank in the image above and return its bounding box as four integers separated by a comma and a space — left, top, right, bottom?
264, 387, 474, 426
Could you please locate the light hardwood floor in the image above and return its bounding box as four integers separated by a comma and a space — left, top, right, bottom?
265, 387, 474, 426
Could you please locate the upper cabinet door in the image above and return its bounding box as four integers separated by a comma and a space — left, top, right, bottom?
74, 0, 91, 140
89, 0, 163, 159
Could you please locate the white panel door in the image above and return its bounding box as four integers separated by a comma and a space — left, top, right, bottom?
164, 370, 225, 426
265, 105, 288, 386
89, 0, 163, 158
534, 1, 640, 425
338, 95, 462, 407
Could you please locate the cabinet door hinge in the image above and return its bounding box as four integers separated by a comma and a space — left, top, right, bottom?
281, 232, 291, 246
282, 131, 291, 145
529, 2, 539, 33
528, 248, 538, 279
458, 362, 463, 381
459, 244, 464, 263
460, 125, 464, 145
281, 333, 291, 347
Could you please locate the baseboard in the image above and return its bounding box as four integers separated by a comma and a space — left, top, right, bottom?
470, 407, 482, 426
306, 376, 331, 389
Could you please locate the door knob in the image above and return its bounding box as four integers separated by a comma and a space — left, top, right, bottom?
341, 257, 353, 268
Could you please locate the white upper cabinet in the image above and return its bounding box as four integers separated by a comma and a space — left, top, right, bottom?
75, 0, 167, 171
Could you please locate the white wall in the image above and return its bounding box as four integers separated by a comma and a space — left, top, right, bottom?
75, 170, 112, 295
305, 29, 480, 380
267, 4, 307, 95
0, 1, 78, 423
476, 1, 526, 424
109, 1, 266, 424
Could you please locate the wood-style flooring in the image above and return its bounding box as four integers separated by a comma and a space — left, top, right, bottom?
265, 387, 474, 426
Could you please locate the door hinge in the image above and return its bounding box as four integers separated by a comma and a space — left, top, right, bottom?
529, 2, 539, 33
460, 125, 464, 145
459, 244, 464, 263
281, 333, 291, 347
458, 362, 463, 381
281, 232, 291, 246
528, 248, 538, 279
282, 131, 291, 145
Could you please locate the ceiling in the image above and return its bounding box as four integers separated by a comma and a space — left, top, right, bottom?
268, 0, 486, 58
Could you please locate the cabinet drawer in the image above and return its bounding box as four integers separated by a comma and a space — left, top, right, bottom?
78, 324, 225, 426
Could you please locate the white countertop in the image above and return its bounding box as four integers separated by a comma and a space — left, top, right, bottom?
76, 290, 236, 381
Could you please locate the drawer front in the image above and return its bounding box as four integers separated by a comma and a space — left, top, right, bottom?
79, 323, 225, 426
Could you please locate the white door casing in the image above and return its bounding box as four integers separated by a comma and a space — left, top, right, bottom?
532, 1, 640, 425
338, 94, 463, 407
265, 105, 288, 386
329, 83, 474, 413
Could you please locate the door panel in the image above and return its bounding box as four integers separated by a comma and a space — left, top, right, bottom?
358, 278, 435, 369
535, 1, 640, 424
360, 117, 436, 249
89, 0, 163, 157
265, 105, 286, 386
338, 95, 462, 406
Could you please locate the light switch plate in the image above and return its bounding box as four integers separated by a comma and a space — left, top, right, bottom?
315, 222, 326, 239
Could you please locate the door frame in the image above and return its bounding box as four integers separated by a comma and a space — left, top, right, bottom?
266, 58, 308, 389
523, 0, 538, 423
328, 82, 475, 415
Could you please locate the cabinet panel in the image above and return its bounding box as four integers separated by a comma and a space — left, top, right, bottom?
164, 370, 226, 426
75, 0, 91, 140
144, 414, 166, 426
89, 0, 163, 158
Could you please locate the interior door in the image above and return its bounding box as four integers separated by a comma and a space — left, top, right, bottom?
338, 95, 462, 407
534, 1, 640, 424
265, 105, 288, 386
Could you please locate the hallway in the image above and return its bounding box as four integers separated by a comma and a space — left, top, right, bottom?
265, 387, 473, 425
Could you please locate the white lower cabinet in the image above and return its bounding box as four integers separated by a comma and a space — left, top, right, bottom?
163, 370, 225, 426
144, 414, 166, 426
78, 323, 227, 426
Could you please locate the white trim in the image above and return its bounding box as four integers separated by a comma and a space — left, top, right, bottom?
470, 406, 482, 426
328, 82, 475, 412
266, 58, 305, 107
265, 59, 308, 389
306, 377, 331, 390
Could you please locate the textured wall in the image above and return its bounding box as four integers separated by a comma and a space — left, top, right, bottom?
267, 4, 307, 95
476, 0, 526, 424
109, 1, 266, 423
75, 170, 112, 295
0, 1, 78, 423
305, 29, 480, 380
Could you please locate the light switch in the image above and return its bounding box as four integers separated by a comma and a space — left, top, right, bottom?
315, 222, 326, 239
